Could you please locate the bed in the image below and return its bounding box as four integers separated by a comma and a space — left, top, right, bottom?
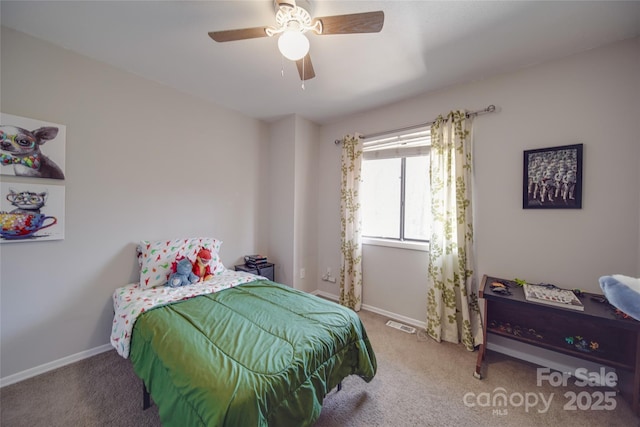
110, 237, 377, 426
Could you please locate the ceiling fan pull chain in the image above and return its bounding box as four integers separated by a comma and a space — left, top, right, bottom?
301, 59, 305, 90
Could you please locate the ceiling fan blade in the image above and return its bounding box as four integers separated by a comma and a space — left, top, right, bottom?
208, 27, 269, 42
296, 54, 315, 81
315, 11, 384, 35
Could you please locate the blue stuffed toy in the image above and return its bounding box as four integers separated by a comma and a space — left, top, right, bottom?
167, 257, 198, 288
599, 275, 640, 321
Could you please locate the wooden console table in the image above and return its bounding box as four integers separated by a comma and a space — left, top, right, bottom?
475, 274, 640, 415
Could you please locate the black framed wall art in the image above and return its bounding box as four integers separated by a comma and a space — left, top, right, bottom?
523, 143, 583, 209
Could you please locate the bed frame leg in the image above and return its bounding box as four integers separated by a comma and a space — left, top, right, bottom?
143, 384, 151, 410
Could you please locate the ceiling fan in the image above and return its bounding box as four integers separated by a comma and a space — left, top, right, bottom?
208, 0, 384, 81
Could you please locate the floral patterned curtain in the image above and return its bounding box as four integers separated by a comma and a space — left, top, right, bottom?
426, 111, 483, 351
340, 134, 363, 311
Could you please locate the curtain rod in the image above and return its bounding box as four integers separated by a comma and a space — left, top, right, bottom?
334, 104, 496, 144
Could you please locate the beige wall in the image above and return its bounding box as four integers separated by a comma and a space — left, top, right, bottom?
267, 116, 296, 285
293, 116, 319, 293
0, 27, 269, 379
317, 37, 640, 324
266, 114, 320, 292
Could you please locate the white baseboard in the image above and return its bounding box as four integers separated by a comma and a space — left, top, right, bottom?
312, 290, 426, 330
0, 343, 113, 388
312, 290, 339, 301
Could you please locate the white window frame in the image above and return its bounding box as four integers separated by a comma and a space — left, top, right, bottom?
361, 128, 431, 252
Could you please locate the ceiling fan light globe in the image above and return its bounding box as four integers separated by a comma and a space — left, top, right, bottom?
278, 31, 309, 61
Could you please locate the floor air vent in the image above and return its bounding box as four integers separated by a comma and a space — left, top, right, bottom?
385, 320, 416, 334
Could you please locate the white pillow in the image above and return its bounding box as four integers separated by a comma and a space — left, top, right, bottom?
137, 237, 224, 289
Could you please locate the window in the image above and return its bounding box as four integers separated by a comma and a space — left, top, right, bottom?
360, 129, 431, 248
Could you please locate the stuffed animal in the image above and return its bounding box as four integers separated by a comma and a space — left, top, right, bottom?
193, 248, 214, 282
167, 257, 198, 288
599, 275, 640, 321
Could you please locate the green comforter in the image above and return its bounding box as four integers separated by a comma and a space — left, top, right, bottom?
130, 280, 377, 426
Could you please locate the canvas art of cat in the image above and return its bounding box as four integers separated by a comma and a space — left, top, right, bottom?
6, 189, 48, 214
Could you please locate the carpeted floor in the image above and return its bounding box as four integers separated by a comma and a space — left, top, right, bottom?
1, 309, 638, 426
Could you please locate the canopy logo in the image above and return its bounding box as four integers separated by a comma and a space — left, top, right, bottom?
463, 367, 618, 415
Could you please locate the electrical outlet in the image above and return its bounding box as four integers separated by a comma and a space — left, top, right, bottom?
300, 268, 305, 279
322, 267, 337, 283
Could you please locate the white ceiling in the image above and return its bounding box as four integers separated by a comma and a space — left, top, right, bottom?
2, 1, 639, 124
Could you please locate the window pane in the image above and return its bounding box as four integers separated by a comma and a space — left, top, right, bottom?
404, 156, 430, 241
361, 158, 401, 239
